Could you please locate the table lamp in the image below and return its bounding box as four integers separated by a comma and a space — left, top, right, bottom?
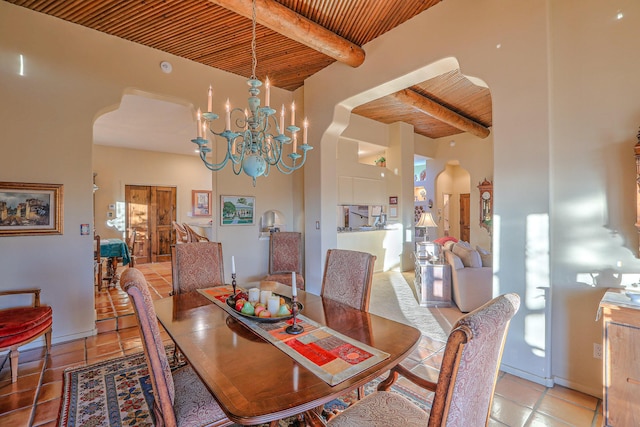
416, 212, 440, 262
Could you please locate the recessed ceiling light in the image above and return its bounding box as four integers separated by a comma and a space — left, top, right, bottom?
160, 61, 173, 73
617, 10, 624, 20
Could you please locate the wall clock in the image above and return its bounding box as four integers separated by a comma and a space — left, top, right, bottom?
477, 179, 493, 234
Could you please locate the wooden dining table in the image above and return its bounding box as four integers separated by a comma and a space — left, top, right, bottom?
154, 282, 421, 426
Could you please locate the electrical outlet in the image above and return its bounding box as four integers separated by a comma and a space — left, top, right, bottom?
593, 343, 603, 359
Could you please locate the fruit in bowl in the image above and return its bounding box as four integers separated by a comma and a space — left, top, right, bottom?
241, 302, 255, 315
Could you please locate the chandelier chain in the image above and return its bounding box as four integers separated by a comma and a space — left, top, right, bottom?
251, 0, 257, 79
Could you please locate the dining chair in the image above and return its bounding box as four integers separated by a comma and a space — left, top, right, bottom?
321, 249, 376, 312
264, 231, 305, 290
0, 289, 52, 383
172, 221, 190, 244
121, 268, 232, 427
183, 223, 210, 242
171, 242, 225, 294
126, 229, 137, 268
94, 234, 103, 287
307, 293, 521, 427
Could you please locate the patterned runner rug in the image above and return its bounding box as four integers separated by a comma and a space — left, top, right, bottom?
59, 346, 431, 426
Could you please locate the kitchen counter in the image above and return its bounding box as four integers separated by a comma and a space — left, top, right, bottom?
337, 224, 399, 233
337, 225, 402, 272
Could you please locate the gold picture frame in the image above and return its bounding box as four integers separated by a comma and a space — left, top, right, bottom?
0, 182, 63, 236
192, 190, 212, 217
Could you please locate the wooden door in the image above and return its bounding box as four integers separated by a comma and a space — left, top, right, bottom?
460, 193, 470, 242
152, 186, 176, 262
125, 185, 176, 264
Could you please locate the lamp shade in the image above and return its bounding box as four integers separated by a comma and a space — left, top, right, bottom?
416, 212, 437, 228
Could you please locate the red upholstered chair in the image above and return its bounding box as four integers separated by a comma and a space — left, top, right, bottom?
308, 293, 521, 427
321, 249, 376, 312
264, 232, 305, 290
171, 242, 225, 295
121, 268, 231, 427
0, 289, 52, 383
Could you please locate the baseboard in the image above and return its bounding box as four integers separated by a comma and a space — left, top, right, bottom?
16, 328, 98, 352
500, 364, 555, 388
553, 376, 602, 399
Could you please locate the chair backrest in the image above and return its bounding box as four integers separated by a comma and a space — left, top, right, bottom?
269, 232, 302, 274
172, 221, 190, 244
320, 249, 376, 311
121, 268, 177, 427
183, 223, 210, 242
171, 242, 225, 294
126, 229, 137, 267
428, 293, 520, 427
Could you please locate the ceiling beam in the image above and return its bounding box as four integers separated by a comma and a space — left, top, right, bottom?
391, 89, 491, 139
209, 0, 365, 68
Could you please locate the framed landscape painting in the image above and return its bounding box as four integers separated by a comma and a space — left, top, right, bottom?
192, 190, 212, 217
0, 182, 63, 236
221, 195, 255, 226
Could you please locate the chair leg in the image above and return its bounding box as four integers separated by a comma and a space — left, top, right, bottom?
9, 347, 19, 383
357, 385, 365, 400
45, 328, 52, 353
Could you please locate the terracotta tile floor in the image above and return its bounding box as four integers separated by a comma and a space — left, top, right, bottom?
0, 263, 603, 426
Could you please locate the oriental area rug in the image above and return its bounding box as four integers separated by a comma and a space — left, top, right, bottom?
59, 346, 430, 427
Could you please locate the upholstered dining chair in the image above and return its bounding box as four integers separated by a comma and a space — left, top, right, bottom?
172, 221, 190, 244
264, 231, 305, 290
321, 249, 376, 312
171, 242, 225, 294
0, 289, 52, 383
121, 268, 232, 427
183, 223, 210, 242
126, 229, 137, 268
306, 293, 521, 427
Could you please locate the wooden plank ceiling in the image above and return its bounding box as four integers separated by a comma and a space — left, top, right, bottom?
6, 0, 492, 139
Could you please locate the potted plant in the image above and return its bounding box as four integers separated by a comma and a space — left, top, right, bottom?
375, 156, 386, 167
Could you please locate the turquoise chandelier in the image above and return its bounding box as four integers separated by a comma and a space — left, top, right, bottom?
191, 0, 312, 186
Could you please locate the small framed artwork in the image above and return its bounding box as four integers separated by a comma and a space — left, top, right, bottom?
192, 190, 212, 217
389, 206, 398, 218
221, 195, 255, 226
0, 182, 64, 236
389, 196, 398, 205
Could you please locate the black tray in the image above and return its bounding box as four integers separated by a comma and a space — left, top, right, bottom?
226, 293, 303, 323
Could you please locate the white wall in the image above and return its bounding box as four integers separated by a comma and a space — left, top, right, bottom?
303, 0, 550, 390
305, 0, 640, 396
0, 2, 300, 343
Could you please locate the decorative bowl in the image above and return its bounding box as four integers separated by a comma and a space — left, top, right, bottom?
226, 293, 303, 323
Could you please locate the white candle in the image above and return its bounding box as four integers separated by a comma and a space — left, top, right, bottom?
291, 272, 297, 296
225, 99, 231, 130
244, 108, 248, 131
202, 122, 208, 142
207, 85, 213, 112
265, 77, 270, 107
292, 133, 297, 153
267, 295, 280, 315
290, 101, 295, 126
260, 290, 272, 305
231, 255, 235, 274
248, 288, 260, 303
303, 118, 308, 145
280, 104, 285, 133
196, 108, 202, 138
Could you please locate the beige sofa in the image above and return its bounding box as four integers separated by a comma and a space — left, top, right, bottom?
444, 247, 493, 312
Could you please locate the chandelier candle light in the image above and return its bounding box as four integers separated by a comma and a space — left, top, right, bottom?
191, 0, 312, 186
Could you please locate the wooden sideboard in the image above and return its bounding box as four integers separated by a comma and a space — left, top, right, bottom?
599, 291, 640, 426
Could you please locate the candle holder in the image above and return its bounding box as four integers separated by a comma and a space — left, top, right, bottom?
286, 295, 304, 335
231, 273, 237, 296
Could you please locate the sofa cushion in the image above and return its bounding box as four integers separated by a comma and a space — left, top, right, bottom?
476, 245, 493, 267
434, 236, 458, 245
452, 243, 482, 268
443, 240, 456, 251
445, 250, 464, 270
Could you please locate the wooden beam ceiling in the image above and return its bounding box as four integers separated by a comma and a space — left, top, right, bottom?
391, 89, 490, 139
209, 0, 365, 67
